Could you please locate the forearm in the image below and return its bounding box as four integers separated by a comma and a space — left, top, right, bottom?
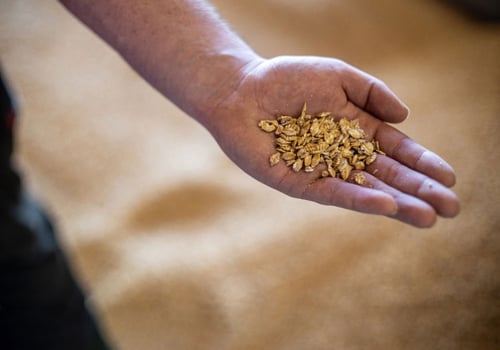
59, 0, 261, 126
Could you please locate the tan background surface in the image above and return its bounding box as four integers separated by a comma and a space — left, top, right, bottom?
1, 0, 499, 349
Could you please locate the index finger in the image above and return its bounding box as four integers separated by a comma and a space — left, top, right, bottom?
373, 122, 456, 187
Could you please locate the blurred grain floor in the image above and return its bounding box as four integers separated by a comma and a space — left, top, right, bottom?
1, 1, 499, 349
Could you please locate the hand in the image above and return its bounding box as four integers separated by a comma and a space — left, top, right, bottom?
205, 56, 460, 228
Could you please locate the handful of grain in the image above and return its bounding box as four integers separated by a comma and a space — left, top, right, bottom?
258, 104, 384, 185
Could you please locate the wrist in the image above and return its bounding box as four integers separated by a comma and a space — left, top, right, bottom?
181, 49, 263, 129
60, 0, 264, 128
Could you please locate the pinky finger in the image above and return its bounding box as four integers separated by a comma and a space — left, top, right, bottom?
353, 172, 438, 228
302, 176, 398, 216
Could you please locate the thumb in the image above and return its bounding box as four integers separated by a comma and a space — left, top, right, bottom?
341, 64, 410, 123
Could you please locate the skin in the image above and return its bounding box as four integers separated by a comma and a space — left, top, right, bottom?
60, 0, 459, 228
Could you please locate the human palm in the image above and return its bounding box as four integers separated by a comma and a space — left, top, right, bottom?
207, 56, 459, 227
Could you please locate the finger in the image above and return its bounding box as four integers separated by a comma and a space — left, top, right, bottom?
303, 172, 439, 227
301, 176, 398, 216
341, 64, 409, 123
355, 172, 439, 228
367, 155, 460, 218
337, 103, 456, 188
373, 122, 457, 187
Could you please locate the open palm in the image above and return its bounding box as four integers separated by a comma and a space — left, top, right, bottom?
206, 56, 459, 227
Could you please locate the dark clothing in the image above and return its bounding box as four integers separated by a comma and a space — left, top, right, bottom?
0, 71, 111, 350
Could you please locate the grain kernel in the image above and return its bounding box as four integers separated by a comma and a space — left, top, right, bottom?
258, 103, 382, 184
